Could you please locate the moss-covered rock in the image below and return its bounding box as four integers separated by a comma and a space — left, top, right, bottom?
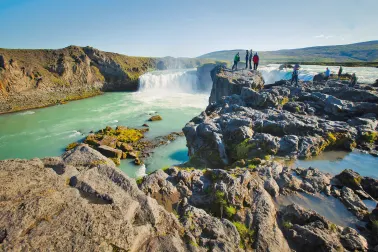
335, 169, 363, 190
148, 115, 163, 121
66, 142, 79, 151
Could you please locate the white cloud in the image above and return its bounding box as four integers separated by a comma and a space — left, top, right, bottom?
314, 34, 325, 38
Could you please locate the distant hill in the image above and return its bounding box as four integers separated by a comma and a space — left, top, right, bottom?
198, 41, 378, 64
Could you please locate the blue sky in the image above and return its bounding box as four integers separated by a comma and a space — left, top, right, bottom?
1, 0, 377, 57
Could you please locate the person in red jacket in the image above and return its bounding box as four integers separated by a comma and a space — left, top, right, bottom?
253, 53, 259, 70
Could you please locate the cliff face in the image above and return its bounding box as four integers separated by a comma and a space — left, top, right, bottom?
208, 67, 265, 104
0, 46, 213, 114
184, 69, 378, 169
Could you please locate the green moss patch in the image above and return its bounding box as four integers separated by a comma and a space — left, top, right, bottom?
232, 222, 255, 249
361, 131, 378, 144
66, 142, 79, 151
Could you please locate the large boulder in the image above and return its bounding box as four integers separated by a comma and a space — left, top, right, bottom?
340, 186, 369, 219
62, 144, 115, 168
252, 188, 291, 252
0, 147, 186, 251
97, 145, 122, 159
335, 169, 363, 190
178, 199, 242, 251
279, 204, 368, 252
361, 177, 378, 200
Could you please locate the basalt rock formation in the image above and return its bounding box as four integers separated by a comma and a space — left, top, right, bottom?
0, 46, 215, 114
138, 159, 377, 251
183, 70, 378, 169
209, 66, 265, 104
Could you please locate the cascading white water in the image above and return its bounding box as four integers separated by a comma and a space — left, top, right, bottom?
259, 64, 378, 84
259, 64, 314, 84
138, 69, 203, 94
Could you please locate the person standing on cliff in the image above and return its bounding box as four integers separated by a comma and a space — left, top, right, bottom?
253, 53, 259, 70
245, 50, 249, 69
324, 67, 331, 81
291, 64, 300, 86
249, 49, 253, 69
232, 52, 240, 71
338, 66, 343, 80
350, 73, 357, 86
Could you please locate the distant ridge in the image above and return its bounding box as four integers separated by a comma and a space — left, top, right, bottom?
198, 40, 378, 64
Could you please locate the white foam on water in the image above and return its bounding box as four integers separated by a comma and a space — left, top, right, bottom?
138, 69, 201, 94
135, 164, 147, 177
135, 69, 209, 110
259, 64, 378, 84
68, 130, 82, 138
18, 111, 35, 115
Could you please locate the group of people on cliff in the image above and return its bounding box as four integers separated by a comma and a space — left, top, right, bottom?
231, 50, 358, 87
291, 65, 357, 86
232, 50, 259, 71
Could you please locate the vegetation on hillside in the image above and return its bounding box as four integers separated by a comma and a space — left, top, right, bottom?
198, 40, 378, 65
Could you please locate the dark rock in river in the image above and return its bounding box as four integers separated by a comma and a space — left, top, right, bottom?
148, 115, 163, 121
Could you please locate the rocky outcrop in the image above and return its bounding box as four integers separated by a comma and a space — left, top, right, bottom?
0, 145, 188, 251
2, 143, 376, 250
209, 67, 264, 103
138, 159, 378, 250
0, 46, 215, 114
279, 204, 368, 252
67, 125, 184, 166
184, 69, 378, 168
139, 166, 291, 251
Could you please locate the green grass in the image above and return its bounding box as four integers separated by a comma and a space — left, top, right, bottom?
136, 177, 144, 185
232, 222, 255, 249
224, 205, 237, 218
247, 164, 256, 169
283, 221, 293, 229
329, 223, 337, 233
361, 131, 378, 143
66, 142, 79, 151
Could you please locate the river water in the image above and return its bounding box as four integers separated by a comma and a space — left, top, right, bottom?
0, 66, 377, 179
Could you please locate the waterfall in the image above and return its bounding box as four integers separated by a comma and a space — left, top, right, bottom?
259, 64, 315, 84
138, 69, 206, 94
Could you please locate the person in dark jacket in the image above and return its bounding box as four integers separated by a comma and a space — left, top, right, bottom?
350, 73, 357, 86
248, 49, 253, 69
245, 50, 249, 69
232, 52, 240, 71
338, 66, 343, 80
291, 64, 300, 86
253, 53, 259, 70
